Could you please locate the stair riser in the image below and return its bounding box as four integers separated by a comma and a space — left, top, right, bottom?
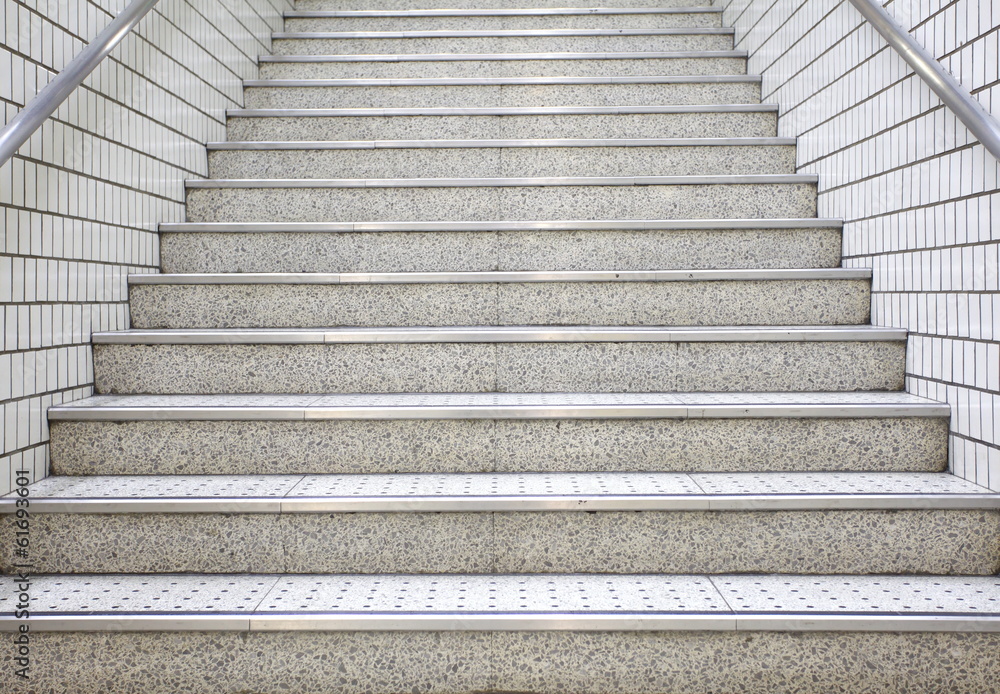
242, 83, 761, 109
208, 146, 795, 179
7, 510, 996, 574
19, 631, 1000, 694
50, 417, 948, 476
129, 280, 868, 328
92, 342, 905, 394
259, 57, 749, 79
186, 183, 816, 223
284, 15, 722, 32
227, 112, 778, 141
272, 35, 734, 55
160, 228, 842, 273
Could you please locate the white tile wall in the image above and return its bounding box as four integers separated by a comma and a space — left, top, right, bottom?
0, 0, 291, 494
717, 0, 1000, 491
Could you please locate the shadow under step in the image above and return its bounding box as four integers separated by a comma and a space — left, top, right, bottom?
258, 50, 750, 79
158, 218, 843, 273
127, 269, 869, 328
1, 472, 997, 574
47, 391, 949, 476
90, 326, 906, 394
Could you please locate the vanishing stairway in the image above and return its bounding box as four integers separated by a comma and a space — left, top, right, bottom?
2, 1, 999, 692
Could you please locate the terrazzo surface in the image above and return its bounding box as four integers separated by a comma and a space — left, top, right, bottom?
160, 227, 841, 273
227, 112, 779, 141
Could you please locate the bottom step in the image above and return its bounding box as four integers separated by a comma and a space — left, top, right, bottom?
3, 575, 999, 693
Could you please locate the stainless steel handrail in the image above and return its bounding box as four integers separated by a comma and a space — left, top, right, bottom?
848, 0, 1000, 162
0, 0, 160, 166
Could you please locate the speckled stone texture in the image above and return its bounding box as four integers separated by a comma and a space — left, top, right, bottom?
227, 112, 779, 142
187, 183, 816, 224
7, 509, 996, 574
92, 341, 903, 394
49, 417, 948, 476
488, 631, 1000, 694
272, 34, 735, 55
242, 82, 761, 109
160, 227, 842, 274
0, 513, 493, 574
93, 343, 496, 394
208, 145, 795, 180
494, 509, 1000, 574
259, 57, 749, 79
283, 13, 723, 31
128, 279, 867, 329
10, 631, 491, 694
13, 631, 1000, 694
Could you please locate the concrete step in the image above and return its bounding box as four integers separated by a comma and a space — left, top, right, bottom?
240, 76, 762, 109
206, 138, 795, 179
283, 8, 724, 32
158, 218, 842, 273
3, 574, 998, 694
226, 104, 779, 140
271, 28, 735, 55
184, 174, 816, 223
46, 391, 950, 476
89, 326, 905, 394
2, 473, 996, 574
258, 51, 749, 79
126, 269, 869, 328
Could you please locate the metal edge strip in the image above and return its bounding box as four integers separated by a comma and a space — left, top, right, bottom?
158, 218, 843, 233
47, 402, 952, 422
271, 28, 737, 38
258, 50, 750, 62
91, 327, 906, 346
241, 75, 761, 87
126, 268, 870, 283
284, 8, 724, 17
2, 494, 994, 515
207, 137, 796, 150
226, 104, 778, 117
4, 614, 997, 633
185, 174, 818, 188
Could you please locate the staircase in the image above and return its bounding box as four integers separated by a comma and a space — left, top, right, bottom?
3, 0, 1000, 691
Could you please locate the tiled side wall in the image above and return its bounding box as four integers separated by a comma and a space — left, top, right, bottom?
716, 0, 1000, 490
0, 0, 290, 494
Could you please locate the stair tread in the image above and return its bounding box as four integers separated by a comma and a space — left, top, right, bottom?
3, 472, 994, 512
49, 391, 950, 420
2, 574, 998, 632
